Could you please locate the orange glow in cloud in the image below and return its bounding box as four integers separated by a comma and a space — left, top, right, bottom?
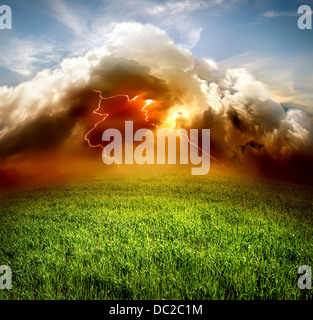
85, 91, 154, 150
84, 90, 224, 168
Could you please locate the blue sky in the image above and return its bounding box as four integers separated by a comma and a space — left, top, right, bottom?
1, 0, 312, 113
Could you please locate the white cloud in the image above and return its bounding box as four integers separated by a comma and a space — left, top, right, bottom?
219, 53, 313, 117
47, 0, 89, 35
44, 0, 246, 54
0, 0, 249, 83
0, 36, 62, 76
147, 0, 204, 15
264, 11, 299, 18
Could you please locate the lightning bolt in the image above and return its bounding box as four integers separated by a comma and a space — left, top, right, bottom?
84, 90, 138, 164
85, 90, 224, 168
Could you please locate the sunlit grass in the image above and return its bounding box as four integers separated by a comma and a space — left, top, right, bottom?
0, 174, 312, 300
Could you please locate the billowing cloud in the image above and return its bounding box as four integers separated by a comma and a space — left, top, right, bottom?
0, 22, 312, 187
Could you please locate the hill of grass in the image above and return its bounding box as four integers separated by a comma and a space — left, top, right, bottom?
0, 174, 312, 299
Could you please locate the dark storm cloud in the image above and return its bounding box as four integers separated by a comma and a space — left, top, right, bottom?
0, 23, 312, 184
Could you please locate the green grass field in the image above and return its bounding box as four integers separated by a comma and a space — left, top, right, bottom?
0, 173, 312, 300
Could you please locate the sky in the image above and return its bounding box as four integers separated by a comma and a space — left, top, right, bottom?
1, 0, 312, 112
0, 0, 313, 187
